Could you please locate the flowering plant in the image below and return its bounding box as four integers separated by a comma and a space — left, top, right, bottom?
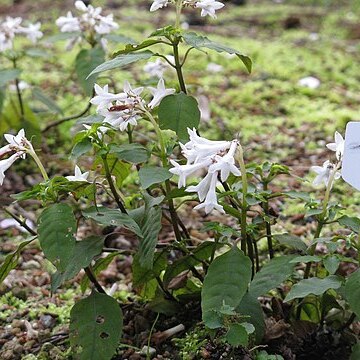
1, 1, 359, 359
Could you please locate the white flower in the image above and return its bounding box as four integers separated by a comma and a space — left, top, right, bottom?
56, 11, 81, 32
150, 0, 169, 12
143, 58, 168, 78
169, 128, 241, 214
66, 165, 90, 182
95, 14, 118, 34
9, 81, 29, 92
311, 160, 341, 187
19, 22, 43, 43
195, 0, 225, 19
0, 153, 20, 185
298, 76, 320, 89
193, 172, 224, 213
90, 84, 127, 110
169, 158, 212, 188
123, 81, 144, 103
99, 107, 139, 132
148, 78, 175, 109
74, 0, 88, 12
3, 128, 31, 157
326, 131, 344, 160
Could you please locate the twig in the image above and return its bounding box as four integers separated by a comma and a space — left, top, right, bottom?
84, 266, 106, 294
42, 102, 92, 132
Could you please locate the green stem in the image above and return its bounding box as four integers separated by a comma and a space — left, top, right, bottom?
12, 59, 25, 119
262, 182, 274, 259
172, 42, 187, 94
102, 155, 127, 214
28, 149, 49, 181
144, 109, 183, 242
175, 0, 182, 28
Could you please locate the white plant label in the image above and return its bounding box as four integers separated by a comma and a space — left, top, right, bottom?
342, 121, 360, 190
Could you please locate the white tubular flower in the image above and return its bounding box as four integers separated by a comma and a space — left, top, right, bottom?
3, 128, 31, 157
123, 81, 144, 103
326, 131, 344, 160
169, 158, 212, 188
148, 78, 175, 109
90, 84, 127, 110
56, 12, 81, 32
195, 0, 225, 18
169, 128, 241, 214
66, 165, 90, 182
99, 108, 139, 132
150, 0, 169, 12
193, 172, 224, 213
311, 160, 341, 187
0, 153, 20, 186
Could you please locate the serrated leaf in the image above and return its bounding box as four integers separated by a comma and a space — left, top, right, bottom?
0, 239, 34, 284
345, 269, 360, 318
82, 207, 142, 237
70, 291, 123, 360
109, 143, 149, 164
113, 39, 162, 57
202, 247, 252, 328
51, 236, 104, 292
75, 47, 105, 96
274, 234, 307, 252
32, 87, 63, 114
138, 166, 172, 189
0, 69, 21, 87
87, 50, 153, 78
249, 255, 297, 298
38, 204, 77, 271
338, 215, 360, 233
284, 275, 343, 302
158, 93, 200, 141
138, 204, 162, 269
183, 32, 252, 73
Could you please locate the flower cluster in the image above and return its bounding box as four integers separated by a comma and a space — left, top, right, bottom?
90, 78, 175, 132
169, 128, 240, 214
150, 0, 225, 19
310, 131, 344, 187
56, 1, 118, 48
0, 129, 32, 185
0, 17, 42, 52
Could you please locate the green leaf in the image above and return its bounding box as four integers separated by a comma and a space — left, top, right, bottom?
70, 291, 123, 360
225, 323, 249, 347
71, 137, 93, 159
104, 33, 135, 44
338, 215, 360, 233
323, 255, 340, 275
132, 251, 167, 287
138, 204, 162, 269
32, 87, 63, 114
82, 207, 142, 237
158, 93, 201, 141
87, 50, 153, 78
345, 269, 360, 318
25, 48, 49, 58
274, 234, 307, 252
113, 39, 163, 56
76, 114, 104, 125
44, 32, 81, 43
51, 236, 104, 292
150, 25, 181, 38
183, 32, 252, 73
109, 143, 149, 164
236, 293, 265, 344
249, 255, 297, 298
285, 191, 312, 202
138, 166, 172, 189
202, 247, 252, 328
0, 88, 5, 114
284, 275, 343, 302
75, 47, 105, 96
290, 255, 322, 264
0, 239, 34, 284
0, 69, 21, 87
38, 204, 77, 271
80, 253, 119, 293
